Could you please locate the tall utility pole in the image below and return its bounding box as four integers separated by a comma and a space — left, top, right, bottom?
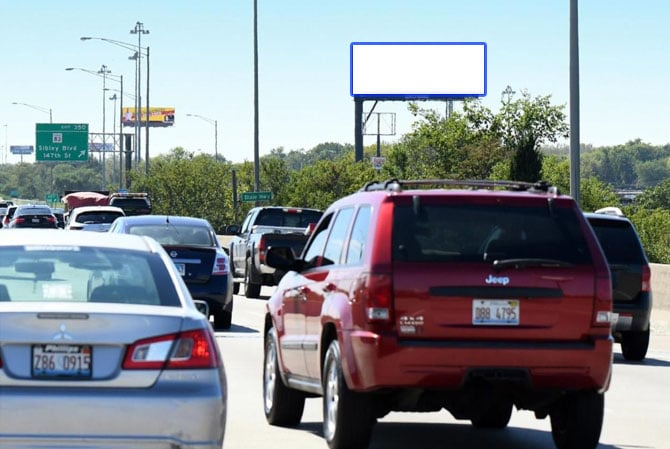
130, 21, 149, 170
99, 64, 111, 190
253, 0, 260, 192
109, 93, 118, 187
569, 0, 581, 204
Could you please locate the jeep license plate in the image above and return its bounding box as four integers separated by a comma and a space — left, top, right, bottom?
472, 299, 519, 326
32, 344, 92, 378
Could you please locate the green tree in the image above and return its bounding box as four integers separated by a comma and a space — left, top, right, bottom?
487, 86, 569, 182
628, 208, 670, 264
131, 148, 235, 233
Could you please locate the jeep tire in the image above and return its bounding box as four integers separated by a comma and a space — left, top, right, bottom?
470, 400, 513, 429
322, 340, 375, 449
263, 328, 305, 426
550, 391, 604, 449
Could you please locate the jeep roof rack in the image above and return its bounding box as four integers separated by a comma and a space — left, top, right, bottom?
360, 179, 560, 195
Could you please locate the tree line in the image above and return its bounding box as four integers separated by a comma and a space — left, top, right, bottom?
2, 86, 669, 262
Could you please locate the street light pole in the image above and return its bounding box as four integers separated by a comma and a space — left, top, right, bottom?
131, 22, 150, 174
99, 65, 111, 190
109, 93, 117, 187
80, 33, 149, 174
12, 102, 53, 123
185, 113, 218, 160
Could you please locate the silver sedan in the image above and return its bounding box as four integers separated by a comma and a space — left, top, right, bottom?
0, 230, 226, 449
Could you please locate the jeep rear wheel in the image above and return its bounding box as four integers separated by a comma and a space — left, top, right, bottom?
263, 328, 305, 426
550, 391, 604, 449
470, 400, 513, 429
621, 328, 650, 361
323, 340, 375, 449
244, 258, 261, 298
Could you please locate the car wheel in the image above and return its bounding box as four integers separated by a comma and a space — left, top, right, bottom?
213, 308, 232, 330
621, 327, 650, 361
263, 328, 305, 426
232, 282, 240, 295
322, 340, 375, 449
550, 391, 604, 449
244, 258, 261, 298
470, 400, 513, 429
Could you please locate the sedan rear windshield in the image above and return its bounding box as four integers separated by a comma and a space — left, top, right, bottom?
392, 202, 592, 264
76, 211, 124, 224
0, 246, 180, 306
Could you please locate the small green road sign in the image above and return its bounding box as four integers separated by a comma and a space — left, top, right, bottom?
240, 191, 272, 202
45, 193, 59, 202
36, 123, 89, 162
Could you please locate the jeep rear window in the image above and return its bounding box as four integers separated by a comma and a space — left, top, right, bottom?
392, 203, 592, 264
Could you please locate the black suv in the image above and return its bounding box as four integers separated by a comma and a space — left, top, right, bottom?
585, 207, 652, 361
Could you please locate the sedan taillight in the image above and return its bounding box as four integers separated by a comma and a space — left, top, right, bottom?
123, 329, 221, 370
212, 256, 228, 276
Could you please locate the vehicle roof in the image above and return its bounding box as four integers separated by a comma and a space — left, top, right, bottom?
115, 215, 212, 227
329, 186, 569, 211
583, 211, 633, 224
0, 229, 160, 252
70, 206, 125, 215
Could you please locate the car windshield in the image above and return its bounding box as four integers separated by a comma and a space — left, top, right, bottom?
128, 224, 214, 246
0, 245, 179, 306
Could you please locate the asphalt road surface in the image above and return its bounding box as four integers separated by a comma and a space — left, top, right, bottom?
216, 287, 670, 449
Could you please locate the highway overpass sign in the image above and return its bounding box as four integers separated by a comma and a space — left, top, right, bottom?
36, 123, 89, 162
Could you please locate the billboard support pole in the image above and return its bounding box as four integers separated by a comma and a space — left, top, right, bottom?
354, 98, 363, 162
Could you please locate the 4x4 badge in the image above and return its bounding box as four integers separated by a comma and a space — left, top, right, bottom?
485, 274, 510, 285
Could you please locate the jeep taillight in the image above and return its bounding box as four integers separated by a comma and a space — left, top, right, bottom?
642, 264, 651, 292
360, 273, 393, 323
593, 272, 614, 327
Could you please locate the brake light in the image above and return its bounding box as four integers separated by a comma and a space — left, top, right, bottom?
123, 329, 220, 369
13, 217, 25, 225
212, 256, 228, 276
47, 216, 56, 224
258, 236, 267, 264
593, 272, 614, 327
642, 264, 651, 292
359, 273, 393, 323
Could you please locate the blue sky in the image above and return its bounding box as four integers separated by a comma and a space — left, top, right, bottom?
1, 1, 669, 165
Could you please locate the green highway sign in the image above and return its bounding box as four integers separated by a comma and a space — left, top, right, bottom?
36, 123, 89, 162
240, 191, 272, 202
45, 193, 59, 203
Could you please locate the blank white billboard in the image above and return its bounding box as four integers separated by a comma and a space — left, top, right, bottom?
350, 42, 487, 98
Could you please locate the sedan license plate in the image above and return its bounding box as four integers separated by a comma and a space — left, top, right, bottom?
473, 299, 519, 326
32, 218, 40, 223
32, 344, 92, 378
174, 262, 186, 276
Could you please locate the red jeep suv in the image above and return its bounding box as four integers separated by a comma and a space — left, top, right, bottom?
263, 179, 614, 449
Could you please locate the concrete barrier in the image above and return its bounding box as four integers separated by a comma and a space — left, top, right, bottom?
651, 264, 670, 311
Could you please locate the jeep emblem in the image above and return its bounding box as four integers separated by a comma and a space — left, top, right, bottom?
485, 274, 510, 286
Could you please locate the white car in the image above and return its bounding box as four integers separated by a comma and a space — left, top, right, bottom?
65, 206, 125, 232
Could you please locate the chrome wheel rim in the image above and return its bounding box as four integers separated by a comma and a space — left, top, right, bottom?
264, 340, 276, 413
324, 358, 339, 441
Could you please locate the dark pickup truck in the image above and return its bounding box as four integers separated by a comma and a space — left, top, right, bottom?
229, 206, 322, 298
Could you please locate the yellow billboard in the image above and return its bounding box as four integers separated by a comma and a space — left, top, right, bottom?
122, 107, 175, 128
